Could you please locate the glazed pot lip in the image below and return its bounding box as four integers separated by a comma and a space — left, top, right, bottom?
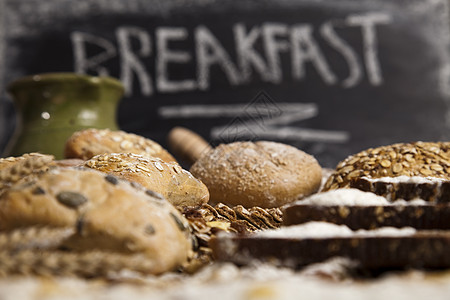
7, 72, 124, 93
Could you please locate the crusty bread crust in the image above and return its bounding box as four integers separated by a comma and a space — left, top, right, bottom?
323, 142, 450, 191
84, 153, 209, 207
190, 141, 322, 208
0, 167, 192, 274
0, 153, 55, 193
64, 128, 177, 163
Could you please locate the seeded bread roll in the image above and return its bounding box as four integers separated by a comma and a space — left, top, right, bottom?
0, 167, 192, 274
189, 141, 322, 208
0, 153, 55, 193
64, 128, 177, 163
84, 153, 209, 207
323, 142, 450, 191
0, 153, 52, 170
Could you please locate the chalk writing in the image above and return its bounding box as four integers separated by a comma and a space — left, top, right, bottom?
71, 12, 392, 96
158, 102, 350, 143
116, 26, 153, 96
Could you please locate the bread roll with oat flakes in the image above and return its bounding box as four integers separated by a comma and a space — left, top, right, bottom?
84, 152, 209, 207
0, 153, 52, 170
0, 153, 55, 193
0, 153, 89, 195
64, 128, 177, 163
190, 141, 322, 208
0, 167, 193, 274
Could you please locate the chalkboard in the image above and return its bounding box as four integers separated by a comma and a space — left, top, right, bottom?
1, 0, 449, 168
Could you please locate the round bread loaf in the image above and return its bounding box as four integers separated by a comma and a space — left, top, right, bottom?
64, 128, 177, 163
0, 152, 54, 172
0, 153, 84, 173
323, 141, 450, 191
0, 154, 91, 194
0, 153, 55, 192
189, 141, 322, 208
84, 153, 209, 207
0, 167, 193, 274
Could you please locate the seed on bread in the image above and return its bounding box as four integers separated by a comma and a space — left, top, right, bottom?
104, 174, 119, 185
31, 186, 46, 195
171, 212, 188, 232
144, 224, 156, 235
56, 191, 88, 208
145, 189, 164, 200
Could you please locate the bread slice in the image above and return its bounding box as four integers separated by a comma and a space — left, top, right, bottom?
282, 188, 450, 230
282, 204, 450, 230
211, 222, 450, 270
350, 176, 450, 203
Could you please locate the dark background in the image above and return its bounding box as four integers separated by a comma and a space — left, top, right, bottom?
0, 0, 449, 168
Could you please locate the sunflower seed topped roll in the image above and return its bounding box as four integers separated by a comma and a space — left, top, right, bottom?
323, 142, 450, 191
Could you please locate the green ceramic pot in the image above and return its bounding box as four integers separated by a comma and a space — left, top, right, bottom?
4, 73, 124, 159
